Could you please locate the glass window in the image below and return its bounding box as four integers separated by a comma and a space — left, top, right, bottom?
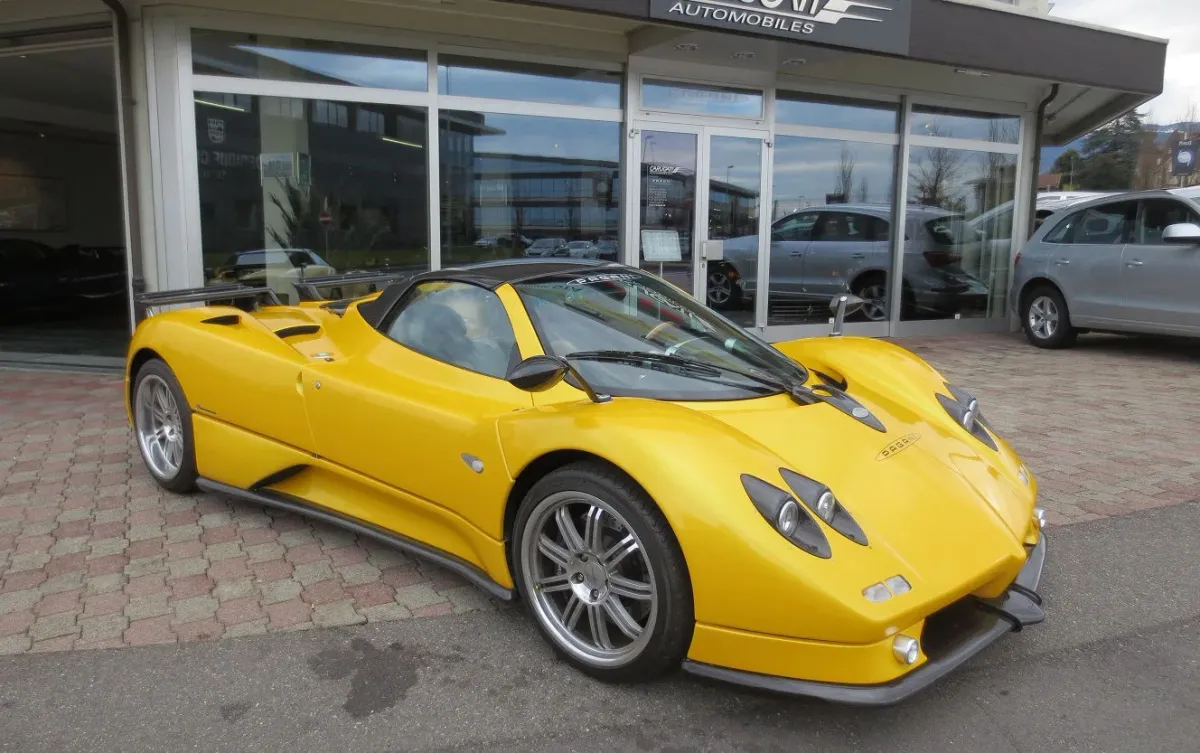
195, 93, 429, 303
902, 147, 1018, 321
911, 105, 1020, 144
776, 92, 898, 133
1042, 211, 1080, 244
383, 281, 518, 378
1054, 202, 1137, 245
638, 131, 697, 295
1136, 199, 1200, 244
439, 111, 621, 267
191, 30, 428, 91
641, 79, 763, 119
514, 269, 808, 401
438, 55, 621, 108
766, 136, 897, 326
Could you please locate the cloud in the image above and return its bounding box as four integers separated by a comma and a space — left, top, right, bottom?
1050, 0, 1200, 123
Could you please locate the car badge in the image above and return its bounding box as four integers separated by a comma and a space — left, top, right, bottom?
852, 407, 869, 419
876, 434, 921, 462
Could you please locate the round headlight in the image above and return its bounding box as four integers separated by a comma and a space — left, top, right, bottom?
777, 499, 800, 536
815, 491, 837, 523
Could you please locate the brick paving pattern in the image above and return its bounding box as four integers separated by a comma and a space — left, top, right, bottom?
2, 332, 1199, 656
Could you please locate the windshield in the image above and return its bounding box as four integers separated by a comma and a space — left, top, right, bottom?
513, 269, 807, 401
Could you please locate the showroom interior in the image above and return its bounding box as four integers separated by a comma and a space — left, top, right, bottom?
0, 0, 1167, 366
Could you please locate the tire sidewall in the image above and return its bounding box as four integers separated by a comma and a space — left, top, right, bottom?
133, 359, 199, 493
511, 463, 693, 682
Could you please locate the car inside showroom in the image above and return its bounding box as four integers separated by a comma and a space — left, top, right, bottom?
0, 0, 1167, 367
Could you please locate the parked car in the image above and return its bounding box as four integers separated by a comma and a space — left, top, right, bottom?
0, 238, 125, 318
127, 258, 1047, 705
565, 240, 599, 258
209, 248, 337, 304
1010, 189, 1200, 348
593, 238, 620, 260
524, 237, 569, 257
716, 204, 988, 321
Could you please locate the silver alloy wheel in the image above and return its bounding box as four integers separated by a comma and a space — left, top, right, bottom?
857, 283, 888, 322
707, 271, 733, 307
520, 491, 658, 668
1028, 295, 1059, 340
134, 374, 184, 480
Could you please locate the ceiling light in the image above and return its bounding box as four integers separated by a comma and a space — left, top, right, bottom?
675, 42, 698, 51
782, 58, 807, 67
732, 51, 756, 60
954, 68, 990, 77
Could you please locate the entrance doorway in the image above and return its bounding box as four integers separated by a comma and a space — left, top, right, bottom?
632, 124, 767, 329
0, 30, 130, 361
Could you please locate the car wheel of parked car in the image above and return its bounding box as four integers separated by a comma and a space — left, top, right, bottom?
513, 462, 693, 683
706, 269, 741, 310
132, 359, 199, 493
1021, 285, 1078, 349
851, 275, 889, 322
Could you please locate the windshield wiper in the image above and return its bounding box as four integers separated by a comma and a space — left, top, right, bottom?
564, 350, 786, 392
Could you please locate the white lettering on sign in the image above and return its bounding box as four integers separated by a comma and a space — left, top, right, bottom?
664, 0, 891, 37
567, 273, 638, 286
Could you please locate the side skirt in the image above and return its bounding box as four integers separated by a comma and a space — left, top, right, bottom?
196, 478, 516, 602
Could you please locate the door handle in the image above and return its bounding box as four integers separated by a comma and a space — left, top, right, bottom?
1126, 259, 1144, 267
1054, 258, 1071, 265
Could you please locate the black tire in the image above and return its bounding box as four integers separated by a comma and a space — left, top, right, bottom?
131, 358, 199, 493
1021, 284, 1078, 349
511, 461, 694, 684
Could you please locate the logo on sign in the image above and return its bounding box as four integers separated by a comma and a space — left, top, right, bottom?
876, 433, 921, 462
649, 0, 908, 54
207, 118, 226, 145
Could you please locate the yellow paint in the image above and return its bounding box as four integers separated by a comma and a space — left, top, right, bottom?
125, 280, 1041, 688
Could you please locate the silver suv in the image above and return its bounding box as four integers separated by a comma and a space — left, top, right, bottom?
1010, 189, 1200, 348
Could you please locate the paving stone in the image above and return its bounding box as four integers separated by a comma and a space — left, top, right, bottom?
393, 584, 449, 611
125, 593, 171, 621
311, 599, 365, 628
337, 563, 382, 587
359, 602, 413, 623
223, 618, 268, 637
40, 572, 84, 595
167, 556, 210, 581
244, 543, 286, 565
213, 577, 256, 602
29, 612, 78, 642
265, 598, 311, 629
292, 561, 334, 587
205, 541, 243, 561
0, 634, 32, 654
0, 589, 40, 616
85, 573, 126, 596
258, 579, 303, 605
89, 537, 129, 558
172, 594, 219, 624
124, 615, 175, 646
80, 613, 128, 643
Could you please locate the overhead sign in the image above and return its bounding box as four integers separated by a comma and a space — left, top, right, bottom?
649, 0, 912, 56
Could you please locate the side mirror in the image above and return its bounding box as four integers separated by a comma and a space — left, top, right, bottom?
828, 294, 865, 338
506, 355, 569, 392
1162, 222, 1200, 243
506, 355, 611, 403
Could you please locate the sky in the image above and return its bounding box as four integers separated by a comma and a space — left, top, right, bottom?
1050, 0, 1200, 124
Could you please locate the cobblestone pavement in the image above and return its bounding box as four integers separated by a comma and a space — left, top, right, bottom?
2, 332, 1199, 656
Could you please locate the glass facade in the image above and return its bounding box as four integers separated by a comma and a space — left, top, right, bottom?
185, 27, 1028, 336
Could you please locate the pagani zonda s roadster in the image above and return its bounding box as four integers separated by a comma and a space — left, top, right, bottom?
126, 260, 1047, 705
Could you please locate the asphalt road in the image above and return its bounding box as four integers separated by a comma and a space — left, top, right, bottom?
3, 502, 1198, 753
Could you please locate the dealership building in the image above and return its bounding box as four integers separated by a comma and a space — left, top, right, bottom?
0, 0, 1167, 366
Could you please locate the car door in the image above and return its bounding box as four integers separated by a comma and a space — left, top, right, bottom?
301, 279, 535, 556
1121, 198, 1200, 332
799, 211, 889, 304
1046, 200, 1138, 325
766, 210, 817, 298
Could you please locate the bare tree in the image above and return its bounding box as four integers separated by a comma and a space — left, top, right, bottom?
857, 176, 869, 203
909, 125, 966, 208
834, 144, 856, 202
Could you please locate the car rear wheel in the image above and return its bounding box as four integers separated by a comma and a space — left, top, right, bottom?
1022, 285, 1078, 349
513, 462, 693, 683
132, 359, 198, 493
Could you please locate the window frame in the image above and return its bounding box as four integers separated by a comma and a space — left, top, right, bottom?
378, 278, 520, 381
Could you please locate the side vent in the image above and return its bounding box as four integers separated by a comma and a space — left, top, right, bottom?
201, 314, 241, 326
274, 324, 322, 339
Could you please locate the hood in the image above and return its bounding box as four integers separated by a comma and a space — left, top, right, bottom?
684, 381, 1034, 601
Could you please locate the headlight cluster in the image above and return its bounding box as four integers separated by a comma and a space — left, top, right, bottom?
741, 470, 869, 558
936, 384, 997, 450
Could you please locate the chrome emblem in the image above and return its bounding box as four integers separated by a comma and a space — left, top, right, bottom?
876, 433, 921, 462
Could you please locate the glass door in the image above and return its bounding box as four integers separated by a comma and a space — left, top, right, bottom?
633, 125, 767, 324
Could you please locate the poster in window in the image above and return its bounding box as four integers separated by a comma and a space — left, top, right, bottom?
0, 175, 68, 232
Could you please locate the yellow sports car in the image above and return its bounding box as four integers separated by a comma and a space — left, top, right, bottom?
126, 260, 1046, 705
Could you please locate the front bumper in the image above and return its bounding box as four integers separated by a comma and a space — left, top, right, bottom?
682, 534, 1047, 706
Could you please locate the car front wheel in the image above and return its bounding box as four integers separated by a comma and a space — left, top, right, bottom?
132, 359, 199, 493
513, 462, 693, 683
1022, 285, 1078, 349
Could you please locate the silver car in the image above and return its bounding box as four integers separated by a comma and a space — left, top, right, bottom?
1010, 189, 1200, 348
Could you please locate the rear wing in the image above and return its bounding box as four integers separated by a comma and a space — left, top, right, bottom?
291, 269, 413, 302
134, 283, 281, 317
